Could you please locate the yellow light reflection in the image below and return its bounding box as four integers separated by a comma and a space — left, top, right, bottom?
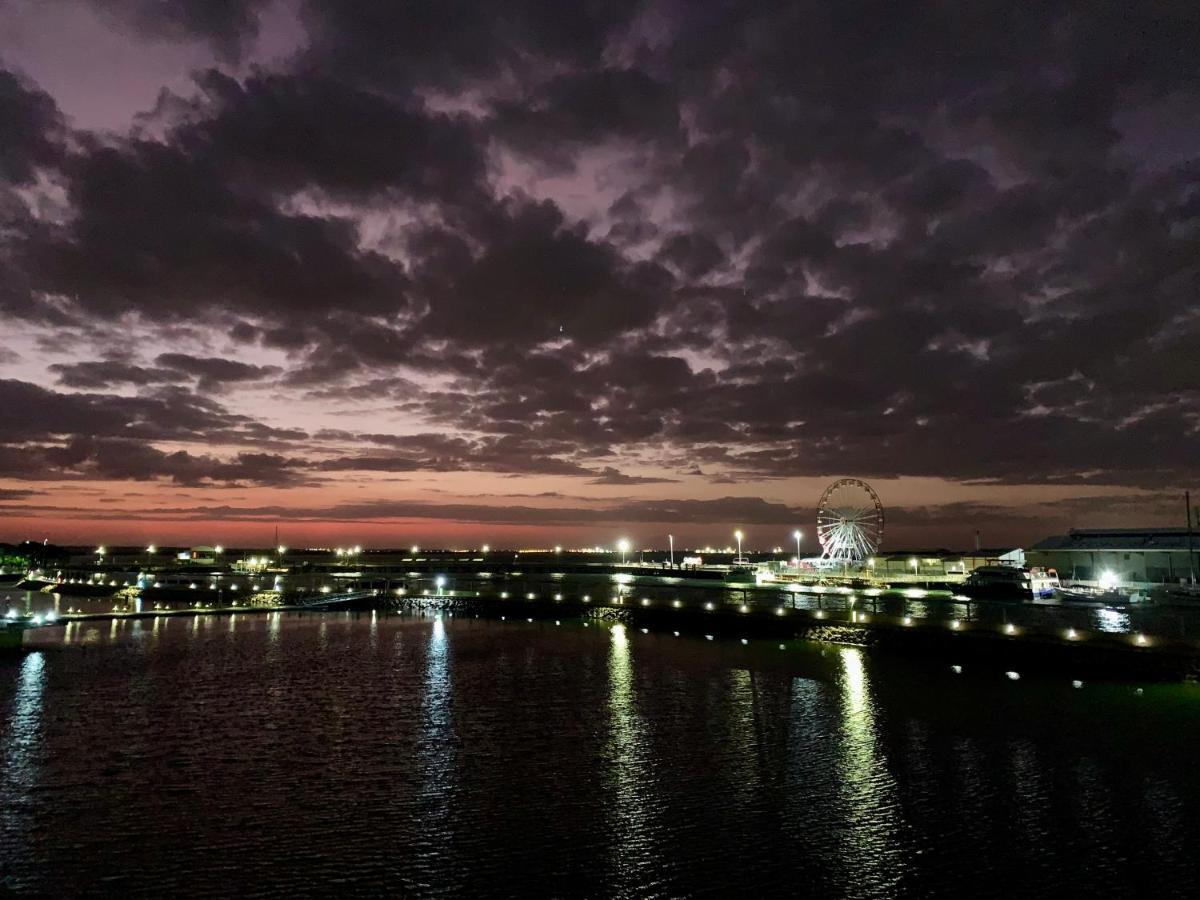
835, 648, 905, 887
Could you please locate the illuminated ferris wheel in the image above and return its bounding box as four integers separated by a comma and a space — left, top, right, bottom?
816, 478, 884, 564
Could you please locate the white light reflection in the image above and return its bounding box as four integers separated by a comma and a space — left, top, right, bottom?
834, 648, 906, 890
413, 614, 456, 862
604, 624, 657, 887
1, 652, 46, 859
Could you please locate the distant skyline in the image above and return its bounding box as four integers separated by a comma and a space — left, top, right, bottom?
1, 1, 1197, 550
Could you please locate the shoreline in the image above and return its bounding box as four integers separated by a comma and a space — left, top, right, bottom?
9, 591, 1197, 682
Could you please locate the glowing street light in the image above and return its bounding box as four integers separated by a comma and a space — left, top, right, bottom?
792, 530, 802, 564
214, 545, 224, 555
481, 544, 490, 553
617, 539, 631, 565
734, 530, 744, 563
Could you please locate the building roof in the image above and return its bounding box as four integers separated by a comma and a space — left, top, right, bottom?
875, 548, 1020, 560
1030, 528, 1198, 552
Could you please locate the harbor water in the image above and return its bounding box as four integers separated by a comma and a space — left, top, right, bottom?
3, 610, 1199, 896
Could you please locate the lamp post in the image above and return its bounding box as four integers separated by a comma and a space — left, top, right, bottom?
735, 530, 744, 564
669, 534, 674, 568
792, 530, 802, 566
617, 539, 630, 565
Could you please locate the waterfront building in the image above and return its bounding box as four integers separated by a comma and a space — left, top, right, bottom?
1027, 528, 1198, 586
869, 548, 1023, 578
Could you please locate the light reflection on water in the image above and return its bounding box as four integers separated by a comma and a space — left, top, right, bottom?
835, 648, 905, 892
2, 614, 1200, 896
0, 652, 45, 865
604, 623, 663, 893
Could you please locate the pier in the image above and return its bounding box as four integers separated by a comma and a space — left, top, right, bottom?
7, 575, 1199, 679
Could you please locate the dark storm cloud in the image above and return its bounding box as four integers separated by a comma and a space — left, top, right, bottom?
173, 69, 488, 204
49, 359, 183, 389
12, 138, 408, 323
297, 0, 642, 90
0, 67, 66, 184
411, 198, 673, 348
588, 467, 678, 486
317, 431, 600, 478
0, 379, 304, 447
492, 67, 682, 171
2, 0, 1199, 510
92, 0, 271, 61
0, 487, 41, 501
154, 353, 281, 391
38, 437, 307, 486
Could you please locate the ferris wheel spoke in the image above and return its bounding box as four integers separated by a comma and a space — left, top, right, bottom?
816, 478, 884, 564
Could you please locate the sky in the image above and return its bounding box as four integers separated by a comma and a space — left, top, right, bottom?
0, 0, 1197, 551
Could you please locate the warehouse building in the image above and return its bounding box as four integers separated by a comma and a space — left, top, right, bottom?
1027, 528, 1198, 586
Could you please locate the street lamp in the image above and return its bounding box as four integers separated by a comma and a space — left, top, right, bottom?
481, 544, 490, 554
792, 530, 802, 565
617, 539, 631, 565
669, 534, 674, 567
734, 530, 744, 563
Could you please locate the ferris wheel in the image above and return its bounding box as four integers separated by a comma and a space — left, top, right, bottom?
816, 478, 884, 564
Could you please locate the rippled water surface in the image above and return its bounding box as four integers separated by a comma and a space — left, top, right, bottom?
3, 612, 1199, 897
